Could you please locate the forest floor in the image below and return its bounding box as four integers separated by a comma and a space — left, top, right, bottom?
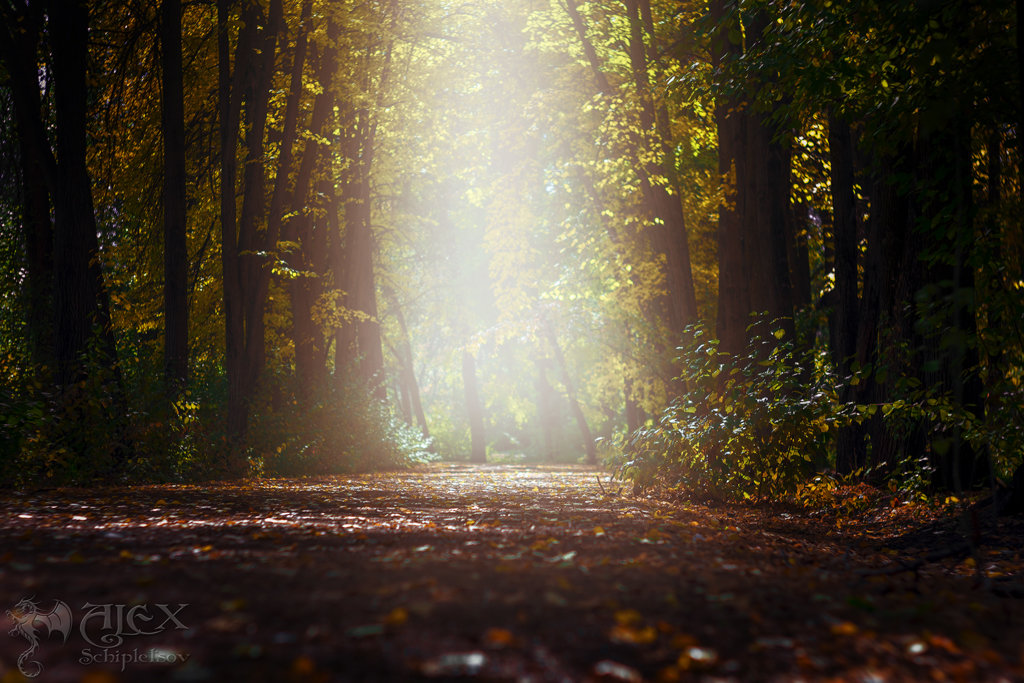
0, 464, 1022, 683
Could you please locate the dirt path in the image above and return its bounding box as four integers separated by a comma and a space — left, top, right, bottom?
0, 464, 1021, 682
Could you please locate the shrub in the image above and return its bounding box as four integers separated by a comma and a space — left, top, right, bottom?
614, 320, 839, 501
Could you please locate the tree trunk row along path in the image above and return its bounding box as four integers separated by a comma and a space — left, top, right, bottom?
0, 464, 1022, 682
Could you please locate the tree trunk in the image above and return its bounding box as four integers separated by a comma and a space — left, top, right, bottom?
0, 4, 55, 369
236, 0, 283, 412
218, 0, 248, 439
1017, 0, 1024, 202
384, 285, 430, 438
218, 0, 283, 440
917, 117, 986, 491
710, 0, 747, 355
537, 360, 557, 462
860, 146, 918, 474
828, 112, 863, 474
160, 0, 189, 393
462, 350, 486, 463
545, 322, 597, 465
786, 203, 812, 313
285, 16, 338, 391
336, 40, 390, 399
623, 0, 697, 341
345, 168, 385, 397
48, 0, 119, 389
566, 0, 697, 365
624, 376, 642, 433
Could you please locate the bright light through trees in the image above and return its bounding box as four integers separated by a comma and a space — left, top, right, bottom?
376, 0, 714, 463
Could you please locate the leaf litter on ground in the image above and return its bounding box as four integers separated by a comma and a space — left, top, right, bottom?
0, 463, 1021, 681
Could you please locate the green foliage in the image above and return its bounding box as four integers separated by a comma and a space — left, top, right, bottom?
2, 371, 125, 486
616, 320, 838, 501
616, 312, 1024, 502
249, 377, 436, 477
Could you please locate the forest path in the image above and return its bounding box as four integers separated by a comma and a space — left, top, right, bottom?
0, 463, 1021, 682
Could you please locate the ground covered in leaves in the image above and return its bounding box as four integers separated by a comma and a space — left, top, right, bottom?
0, 464, 1022, 682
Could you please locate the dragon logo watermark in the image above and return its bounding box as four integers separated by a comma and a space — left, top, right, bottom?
6, 598, 189, 677
7, 598, 73, 677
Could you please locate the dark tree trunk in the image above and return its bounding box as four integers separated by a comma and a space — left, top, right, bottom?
336, 41, 389, 399
710, 0, 747, 355
333, 102, 359, 377
261, 0, 313, 395
917, 118, 987, 491
0, 3, 55, 369
786, 201, 812, 312
861, 146, 919, 473
345, 170, 385, 397
285, 16, 338, 391
712, 6, 795, 353
829, 112, 864, 474
236, 0, 283, 412
15, 113, 54, 369
1018, 0, 1024, 200
48, 0, 119, 389
160, 0, 189, 393
982, 130, 1006, 433
218, 0, 248, 439
759, 120, 796, 338
218, 0, 282, 441
735, 7, 794, 341
462, 350, 486, 463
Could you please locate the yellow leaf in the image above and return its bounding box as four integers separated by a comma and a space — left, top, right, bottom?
615, 609, 642, 625
385, 607, 408, 626
830, 621, 858, 636
483, 627, 515, 647
291, 655, 316, 675
609, 623, 657, 644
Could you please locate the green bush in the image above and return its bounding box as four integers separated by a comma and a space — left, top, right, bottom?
614, 320, 840, 501
614, 315, 1024, 503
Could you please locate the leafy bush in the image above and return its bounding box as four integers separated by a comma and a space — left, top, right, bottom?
614, 320, 840, 501
614, 314, 1024, 504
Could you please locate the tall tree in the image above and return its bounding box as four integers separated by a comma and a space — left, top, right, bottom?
563, 0, 698, 351
828, 113, 863, 474
48, 0, 120, 389
711, 2, 795, 353
218, 0, 283, 440
0, 1, 54, 369
160, 0, 189, 392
